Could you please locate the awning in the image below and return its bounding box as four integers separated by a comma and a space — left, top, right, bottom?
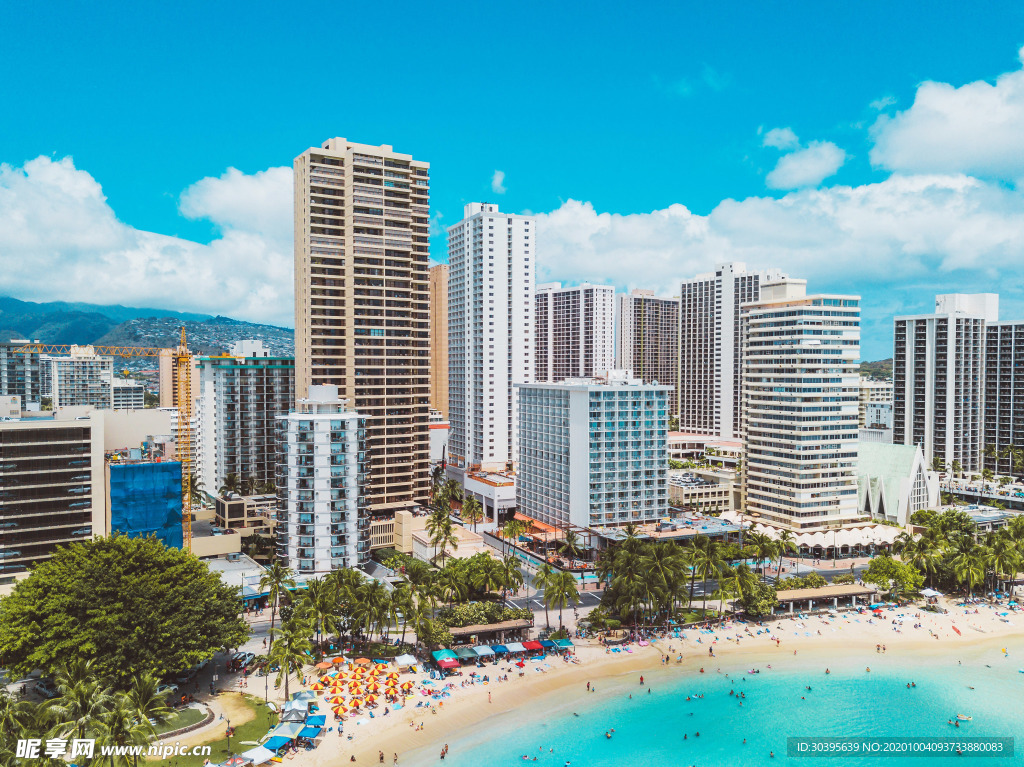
432, 649, 458, 661
921, 588, 943, 598
239, 747, 276, 765
505, 642, 527, 653
394, 654, 418, 667
454, 647, 478, 660
522, 640, 543, 651
490, 645, 509, 654
305, 715, 326, 726
291, 691, 316, 701
539, 640, 556, 648
262, 737, 292, 752
297, 726, 322, 739
269, 722, 304, 738
437, 658, 460, 669
555, 639, 575, 648
473, 645, 495, 656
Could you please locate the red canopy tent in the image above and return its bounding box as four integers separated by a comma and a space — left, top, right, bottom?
437, 658, 460, 669
522, 641, 543, 651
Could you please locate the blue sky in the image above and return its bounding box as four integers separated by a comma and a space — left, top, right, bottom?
2, 0, 1024, 358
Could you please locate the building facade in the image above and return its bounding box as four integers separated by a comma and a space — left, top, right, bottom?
534, 283, 615, 382
447, 203, 535, 475
892, 294, 995, 474
276, 385, 368, 573
984, 320, 1024, 476
293, 137, 431, 514
0, 341, 44, 408
741, 280, 861, 531
429, 264, 449, 418
679, 262, 786, 439
112, 380, 146, 410
857, 379, 892, 428
615, 289, 679, 413
856, 442, 938, 527
196, 341, 295, 493
106, 460, 183, 549
50, 346, 114, 410
0, 414, 105, 585
516, 371, 669, 529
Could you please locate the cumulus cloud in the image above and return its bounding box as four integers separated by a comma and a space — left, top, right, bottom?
491, 170, 506, 194
762, 127, 799, 150
870, 46, 1024, 180
0, 156, 294, 326
869, 95, 897, 111
535, 174, 1024, 311
766, 141, 847, 189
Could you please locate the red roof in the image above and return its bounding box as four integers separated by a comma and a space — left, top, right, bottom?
522, 640, 543, 650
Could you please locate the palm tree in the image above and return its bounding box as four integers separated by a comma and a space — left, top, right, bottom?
502, 519, 527, 557
437, 566, 469, 607
219, 472, 242, 495
470, 557, 504, 600
545, 571, 580, 631
124, 673, 171, 730
430, 518, 459, 565
776, 530, 796, 578
243, 475, 260, 496
302, 577, 339, 651
95, 695, 153, 767
187, 474, 205, 508
950, 537, 985, 598
429, 464, 445, 503
716, 563, 758, 616
351, 580, 391, 645
46, 659, 114, 742
533, 563, 557, 629
500, 555, 524, 603
268, 616, 314, 701
425, 505, 451, 562
694, 539, 727, 619
558, 530, 583, 561
988, 535, 1020, 593
259, 560, 296, 699
462, 495, 484, 532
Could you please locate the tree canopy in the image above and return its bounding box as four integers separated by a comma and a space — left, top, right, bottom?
0, 535, 249, 683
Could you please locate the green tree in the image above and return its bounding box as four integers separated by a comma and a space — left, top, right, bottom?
740, 581, 779, 617
95, 695, 154, 767
46, 659, 114, 742
470, 557, 504, 600
533, 563, 557, 629
861, 554, 924, 599
0, 536, 248, 683
694, 539, 727, 618
219, 472, 242, 495
462, 495, 484, 532
545, 571, 581, 631
500, 555, 524, 603
301, 577, 339, 651
187, 474, 205, 508
259, 560, 296, 657
268, 612, 313, 701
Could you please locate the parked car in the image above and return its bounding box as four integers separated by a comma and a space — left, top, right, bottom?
156, 683, 179, 699
33, 679, 57, 699
174, 667, 198, 685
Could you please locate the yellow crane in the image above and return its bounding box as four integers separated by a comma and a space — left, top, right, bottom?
14, 328, 195, 550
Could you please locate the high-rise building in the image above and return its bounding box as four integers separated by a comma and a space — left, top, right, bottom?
106, 459, 183, 549
615, 289, 679, 413
534, 282, 615, 382
112, 379, 146, 410
984, 319, 1024, 476
294, 138, 431, 515
276, 385, 367, 573
50, 346, 114, 410
857, 380, 892, 428
679, 262, 786, 439
0, 413, 104, 585
196, 341, 295, 494
447, 203, 535, 475
158, 349, 199, 410
516, 371, 669, 529
892, 294, 995, 474
429, 264, 449, 419
0, 341, 44, 408
741, 280, 861, 531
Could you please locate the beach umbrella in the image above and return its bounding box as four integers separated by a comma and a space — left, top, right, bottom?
328, 695, 345, 703
386, 673, 399, 681
349, 698, 363, 708
331, 657, 346, 665
365, 694, 378, 703
400, 681, 414, 690
355, 657, 371, 665
332, 705, 348, 715
367, 682, 381, 691
310, 682, 325, 691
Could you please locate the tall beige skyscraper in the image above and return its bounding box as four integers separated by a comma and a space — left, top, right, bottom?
429, 264, 449, 418
294, 138, 431, 515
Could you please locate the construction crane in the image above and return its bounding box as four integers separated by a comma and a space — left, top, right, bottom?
14, 329, 195, 550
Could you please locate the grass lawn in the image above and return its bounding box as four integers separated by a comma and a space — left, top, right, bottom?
152, 694, 277, 767
153, 706, 206, 735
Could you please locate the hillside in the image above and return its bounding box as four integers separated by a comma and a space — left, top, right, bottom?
860, 358, 893, 380
96, 316, 294, 357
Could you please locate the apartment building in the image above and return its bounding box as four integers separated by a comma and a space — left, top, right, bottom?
112, 379, 146, 410
679, 262, 786, 439
858, 379, 892, 428
534, 282, 614, 382
276, 385, 368, 573
447, 203, 534, 476
893, 294, 995, 474
50, 346, 114, 410
741, 280, 861, 531
195, 340, 294, 493
516, 371, 669, 529
984, 319, 1024, 476
429, 264, 449, 419
0, 341, 44, 408
294, 138, 431, 514
615, 289, 679, 413
0, 413, 105, 585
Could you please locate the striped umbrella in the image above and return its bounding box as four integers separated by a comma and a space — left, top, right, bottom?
332, 704, 348, 715
328, 695, 346, 704
365, 694, 378, 703
400, 681, 414, 690
310, 682, 325, 691
348, 698, 363, 708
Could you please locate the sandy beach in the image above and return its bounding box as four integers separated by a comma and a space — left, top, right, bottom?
309, 601, 1024, 765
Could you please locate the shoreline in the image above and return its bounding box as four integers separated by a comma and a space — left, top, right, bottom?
317, 604, 1024, 766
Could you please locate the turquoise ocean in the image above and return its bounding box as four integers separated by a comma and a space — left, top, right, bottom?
401, 649, 1024, 766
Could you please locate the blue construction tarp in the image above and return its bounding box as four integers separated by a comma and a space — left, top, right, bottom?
108, 461, 183, 549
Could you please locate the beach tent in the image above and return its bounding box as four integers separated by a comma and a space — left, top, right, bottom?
298, 726, 322, 739
539, 640, 556, 649
269, 722, 305, 739
239, 747, 276, 765
454, 647, 478, 661
305, 715, 326, 727
261, 737, 292, 753
505, 642, 527, 653
394, 653, 418, 668
490, 645, 509, 654
522, 641, 543, 651
921, 588, 943, 598
220, 757, 251, 767
278, 701, 308, 723
432, 649, 458, 661
473, 645, 495, 656
555, 639, 575, 650
437, 658, 460, 669
290, 691, 316, 702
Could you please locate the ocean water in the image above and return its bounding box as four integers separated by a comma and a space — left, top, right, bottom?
403, 650, 1024, 766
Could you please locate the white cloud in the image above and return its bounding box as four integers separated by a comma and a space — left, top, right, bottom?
869, 95, 897, 111
0, 156, 294, 326
870, 46, 1024, 181
762, 127, 799, 150
766, 141, 847, 189
535, 174, 1024, 308
491, 170, 506, 194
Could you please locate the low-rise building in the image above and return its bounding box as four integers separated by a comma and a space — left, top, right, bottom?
112, 380, 146, 410
0, 395, 20, 419
429, 409, 449, 465
668, 468, 737, 515
856, 441, 939, 527
462, 470, 517, 525
214, 493, 277, 538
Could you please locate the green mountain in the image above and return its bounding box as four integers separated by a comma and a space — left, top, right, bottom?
860, 358, 893, 380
